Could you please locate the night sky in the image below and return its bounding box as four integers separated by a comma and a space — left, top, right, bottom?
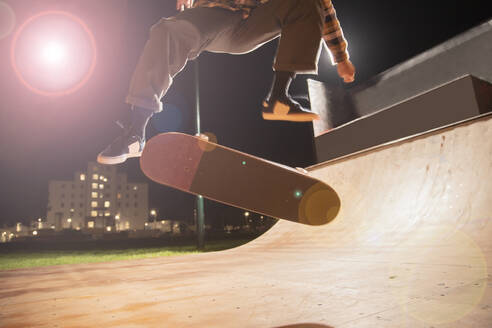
0, 0, 490, 226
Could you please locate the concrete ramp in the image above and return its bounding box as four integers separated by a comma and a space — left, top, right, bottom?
1, 115, 491, 327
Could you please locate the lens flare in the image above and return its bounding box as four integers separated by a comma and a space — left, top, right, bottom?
42, 42, 66, 64
388, 228, 487, 325
11, 11, 97, 96
197, 132, 218, 152
0, 1, 15, 39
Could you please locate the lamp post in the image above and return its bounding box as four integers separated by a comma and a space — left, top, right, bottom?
194, 59, 205, 250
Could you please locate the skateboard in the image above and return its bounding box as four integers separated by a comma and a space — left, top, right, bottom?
140, 133, 340, 226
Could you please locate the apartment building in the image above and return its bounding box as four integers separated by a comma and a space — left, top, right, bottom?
46, 162, 148, 231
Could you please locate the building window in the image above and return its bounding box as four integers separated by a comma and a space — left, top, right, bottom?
117, 202, 121, 207
133, 186, 138, 191
92, 183, 98, 189
91, 201, 98, 208
117, 193, 122, 199
104, 201, 110, 208
88, 221, 95, 228
99, 184, 104, 190
91, 211, 97, 217
134, 202, 138, 208
92, 192, 98, 198
126, 194, 129, 199
105, 212, 110, 217
99, 212, 103, 217
80, 174, 86, 181
92, 174, 99, 180
79, 203, 83, 208
99, 175, 105, 181
61, 203, 65, 208
71, 184, 75, 189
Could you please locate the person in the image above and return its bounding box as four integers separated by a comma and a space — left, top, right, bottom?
97, 0, 355, 165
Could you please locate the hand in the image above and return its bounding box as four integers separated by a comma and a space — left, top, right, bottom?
337, 59, 356, 83
176, 0, 193, 11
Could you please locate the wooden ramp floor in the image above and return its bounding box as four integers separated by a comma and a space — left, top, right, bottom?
1, 115, 491, 328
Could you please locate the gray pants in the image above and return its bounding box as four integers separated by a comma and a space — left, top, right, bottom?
126, 0, 325, 112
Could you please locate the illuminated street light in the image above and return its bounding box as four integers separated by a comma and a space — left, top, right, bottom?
42, 42, 66, 64
150, 209, 158, 230
32, 230, 38, 236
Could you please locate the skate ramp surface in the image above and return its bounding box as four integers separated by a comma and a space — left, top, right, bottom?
1, 114, 491, 327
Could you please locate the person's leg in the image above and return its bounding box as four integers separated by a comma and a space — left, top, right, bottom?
126, 8, 243, 113
204, 0, 325, 121
98, 8, 243, 165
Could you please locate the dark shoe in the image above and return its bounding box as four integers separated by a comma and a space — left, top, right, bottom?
97, 123, 145, 165
262, 95, 320, 122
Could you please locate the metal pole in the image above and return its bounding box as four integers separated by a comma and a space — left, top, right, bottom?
194, 59, 205, 250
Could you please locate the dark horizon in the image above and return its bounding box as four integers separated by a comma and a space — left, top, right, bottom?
0, 0, 490, 226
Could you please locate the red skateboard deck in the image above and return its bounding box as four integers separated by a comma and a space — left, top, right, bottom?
140, 133, 340, 225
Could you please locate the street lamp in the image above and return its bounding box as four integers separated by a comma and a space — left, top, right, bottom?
244, 211, 251, 229
150, 209, 157, 229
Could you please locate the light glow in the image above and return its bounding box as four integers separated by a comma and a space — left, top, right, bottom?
42, 42, 66, 63
10, 11, 97, 96
0, 1, 16, 39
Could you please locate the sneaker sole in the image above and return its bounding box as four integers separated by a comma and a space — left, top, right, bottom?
97, 152, 142, 165
262, 101, 320, 122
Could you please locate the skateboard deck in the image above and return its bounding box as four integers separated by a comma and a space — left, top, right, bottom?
140, 133, 340, 226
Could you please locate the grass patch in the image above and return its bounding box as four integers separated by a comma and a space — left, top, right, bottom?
0, 239, 250, 271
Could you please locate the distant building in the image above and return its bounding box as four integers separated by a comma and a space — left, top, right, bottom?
46, 162, 148, 231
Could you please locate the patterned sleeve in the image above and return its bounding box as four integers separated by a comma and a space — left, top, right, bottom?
322, 0, 349, 65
